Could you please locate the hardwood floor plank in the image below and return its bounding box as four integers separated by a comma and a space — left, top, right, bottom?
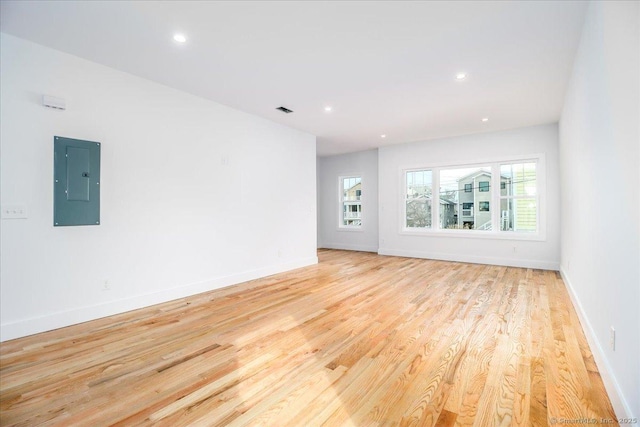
0, 250, 617, 426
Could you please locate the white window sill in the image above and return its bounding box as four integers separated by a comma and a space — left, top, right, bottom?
399, 228, 546, 241
337, 227, 364, 232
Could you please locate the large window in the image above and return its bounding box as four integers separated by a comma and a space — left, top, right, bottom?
402, 157, 541, 237
340, 176, 362, 227
405, 170, 433, 228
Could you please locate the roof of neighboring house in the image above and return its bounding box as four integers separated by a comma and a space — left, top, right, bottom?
346, 182, 362, 191
439, 198, 456, 205
456, 170, 511, 184
456, 169, 492, 182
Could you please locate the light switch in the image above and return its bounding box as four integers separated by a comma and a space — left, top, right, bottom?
2, 204, 28, 219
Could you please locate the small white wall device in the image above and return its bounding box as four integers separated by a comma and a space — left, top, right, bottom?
42, 95, 66, 110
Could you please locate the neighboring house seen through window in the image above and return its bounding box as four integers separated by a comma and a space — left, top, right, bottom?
439, 166, 492, 230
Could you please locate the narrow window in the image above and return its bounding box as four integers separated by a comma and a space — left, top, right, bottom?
499, 162, 537, 232
405, 170, 432, 229
340, 176, 362, 227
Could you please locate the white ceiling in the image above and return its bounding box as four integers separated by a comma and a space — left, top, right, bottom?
0, 1, 587, 156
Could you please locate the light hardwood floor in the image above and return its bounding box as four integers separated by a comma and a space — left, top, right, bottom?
0, 250, 617, 426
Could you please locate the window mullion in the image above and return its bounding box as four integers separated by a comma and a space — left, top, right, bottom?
491, 163, 500, 232
432, 167, 440, 229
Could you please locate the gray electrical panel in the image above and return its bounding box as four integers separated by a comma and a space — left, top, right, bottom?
53, 136, 101, 226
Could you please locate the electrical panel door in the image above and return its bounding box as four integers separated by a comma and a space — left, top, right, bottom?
53, 136, 101, 226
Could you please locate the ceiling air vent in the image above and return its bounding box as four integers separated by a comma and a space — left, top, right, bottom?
276, 106, 294, 114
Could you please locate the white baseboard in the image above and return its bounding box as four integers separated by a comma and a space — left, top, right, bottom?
0, 256, 318, 342
377, 248, 559, 270
320, 243, 378, 253
560, 267, 633, 419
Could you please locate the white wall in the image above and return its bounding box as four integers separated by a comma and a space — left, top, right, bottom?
378, 124, 560, 270
559, 1, 639, 418
317, 149, 378, 252
0, 34, 317, 341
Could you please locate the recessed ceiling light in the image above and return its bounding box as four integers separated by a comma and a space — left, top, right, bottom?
173, 34, 187, 43
456, 72, 467, 80
481, 117, 489, 122
324, 106, 332, 112
380, 134, 386, 138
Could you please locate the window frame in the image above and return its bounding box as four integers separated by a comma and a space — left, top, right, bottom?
399, 154, 546, 241
338, 175, 363, 231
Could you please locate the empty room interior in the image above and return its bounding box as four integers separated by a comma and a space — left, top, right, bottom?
0, 1, 638, 425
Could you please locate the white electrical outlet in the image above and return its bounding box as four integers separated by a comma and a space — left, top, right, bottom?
1, 205, 28, 219
610, 326, 615, 351
102, 280, 111, 291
